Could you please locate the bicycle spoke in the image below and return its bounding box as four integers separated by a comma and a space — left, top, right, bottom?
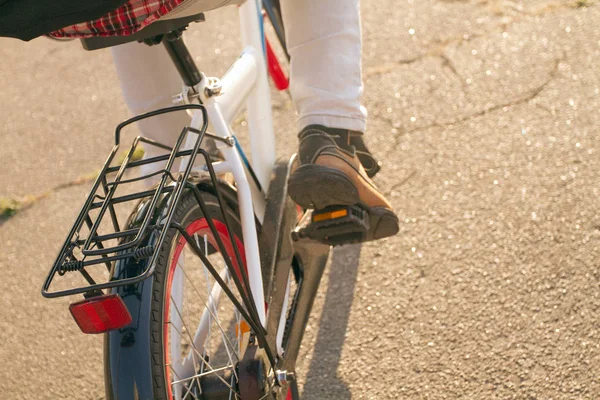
171, 364, 235, 386
169, 295, 240, 396
167, 361, 197, 400
176, 250, 241, 365
197, 233, 213, 370
170, 257, 186, 377
169, 361, 201, 400
168, 338, 202, 400
181, 376, 201, 400
168, 299, 202, 399
195, 233, 231, 372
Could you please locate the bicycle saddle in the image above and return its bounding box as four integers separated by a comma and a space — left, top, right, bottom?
80, 12, 206, 50
76, 0, 244, 50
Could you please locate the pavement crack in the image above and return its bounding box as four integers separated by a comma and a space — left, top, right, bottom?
439, 53, 465, 86
385, 170, 417, 196
398, 269, 426, 322
367, 0, 594, 80
364, 33, 484, 79
495, 0, 598, 16
365, 43, 477, 80
53, 170, 101, 191
0, 147, 144, 223
0, 173, 97, 225
382, 57, 559, 158
365, 54, 428, 78
0, 192, 51, 226
405, 58, 560, 135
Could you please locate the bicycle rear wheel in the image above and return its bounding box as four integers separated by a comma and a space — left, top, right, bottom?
149, 188, 250, 400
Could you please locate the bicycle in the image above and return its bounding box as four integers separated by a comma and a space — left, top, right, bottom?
40, 1, 374, 399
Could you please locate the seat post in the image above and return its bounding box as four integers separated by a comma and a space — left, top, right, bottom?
163, 30, 202, 87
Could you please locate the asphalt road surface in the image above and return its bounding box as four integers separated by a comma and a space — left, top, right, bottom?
1, 1, 599, 399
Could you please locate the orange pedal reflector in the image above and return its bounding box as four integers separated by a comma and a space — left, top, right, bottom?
313, 208, 348, 222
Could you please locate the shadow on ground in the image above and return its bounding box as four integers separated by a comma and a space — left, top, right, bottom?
302, 244, 362, 400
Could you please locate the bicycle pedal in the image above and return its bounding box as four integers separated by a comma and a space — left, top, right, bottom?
293, 205, 369, 246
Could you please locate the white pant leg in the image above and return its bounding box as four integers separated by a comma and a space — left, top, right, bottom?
112, 0, 367, 144
111, 42, 188, 178
280, 0, 366, 133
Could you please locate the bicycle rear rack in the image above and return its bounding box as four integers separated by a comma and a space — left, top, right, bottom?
42, 103, 280, 370
42, 104, 217, 299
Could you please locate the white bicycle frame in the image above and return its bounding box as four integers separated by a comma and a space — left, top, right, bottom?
177, 0, 277, 333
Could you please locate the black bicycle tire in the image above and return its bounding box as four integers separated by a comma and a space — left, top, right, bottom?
148, 188, 244, 400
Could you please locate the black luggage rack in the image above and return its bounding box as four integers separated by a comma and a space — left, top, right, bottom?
41, 104, 236, 299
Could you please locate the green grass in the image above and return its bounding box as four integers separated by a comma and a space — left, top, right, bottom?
0, 197, 20, 218
0, 193, 50, 220
114, 146, 145, 165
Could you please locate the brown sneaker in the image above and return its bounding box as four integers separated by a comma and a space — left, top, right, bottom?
288, 125, 399, 242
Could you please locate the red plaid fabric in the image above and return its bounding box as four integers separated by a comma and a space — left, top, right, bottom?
48, 0, 185, 39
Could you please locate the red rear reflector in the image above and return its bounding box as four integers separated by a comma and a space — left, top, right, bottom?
69, 294, 132, 334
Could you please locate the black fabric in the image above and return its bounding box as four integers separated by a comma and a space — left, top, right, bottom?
297, 125, 355, 166
299, 125, 352, 151
0, 0, 129, 41
299, 125, 382, 178
350, 135, 382, 178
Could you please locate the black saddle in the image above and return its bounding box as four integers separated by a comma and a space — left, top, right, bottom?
81, 13, 206, 51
